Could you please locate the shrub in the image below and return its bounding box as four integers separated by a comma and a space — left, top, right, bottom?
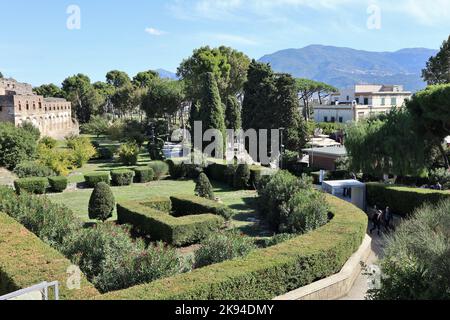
258, 170, 312, 231
142, 197, 172, 213
167, 159, 185, 179
206, 163, 227, 182
98, 195, 368, 300
0, 122, 37, 170
194, 231, 256, 268
233, 164, 251, 189
48, 176, 68, 193
19, 121, 40, 141
183, 163, 204, 179
147, 138, 165, 161
134, 167, 154, 183
37, 143, 73, 176
117, 201, 224, 246
428, 168, 450, 189
224, 165, 237, 186
195, 173, 215, 200
366, 183, 450, 216
66, 136, 97, 168
0, 212, 98, 300
263, 233, 297, 248
282, 189, 329, 234
96, 147, 115, 161
170, 195, 234, 220
40, 136, 57, 149
84, 172, 110, 188
148, 161, 169, 180
14, 177, 49, 195
368, 200, 450, 300
111, 169, 135, 186
88, 182, 115, 222
13, 161, 55, 178
80, 116, 110, 137
118, 143, 140, 165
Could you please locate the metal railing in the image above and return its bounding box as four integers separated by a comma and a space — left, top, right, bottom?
0, 281, 59, 301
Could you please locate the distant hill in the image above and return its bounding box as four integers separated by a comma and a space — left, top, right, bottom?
156, 69, 178, 80
258, 45, 438, 92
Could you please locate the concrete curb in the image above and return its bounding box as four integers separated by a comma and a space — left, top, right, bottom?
274, 234, 372, 300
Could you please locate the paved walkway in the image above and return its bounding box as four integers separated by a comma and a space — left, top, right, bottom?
339, 228, 386, 300
0, 168, 16, 187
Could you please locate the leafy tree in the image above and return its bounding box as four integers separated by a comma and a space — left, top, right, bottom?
422, 35, 450, 85
133, 70, 159, 88
33, 83, 64, 98
88, 182, 115, 222
0, 71, 3, 78
106, 70, 131, 88
195, 172, 215, 200
93, 81, 115, 115
406, 84, 450, 169
111, 84, 135, 118
19, 121, 40, 141
345, 109, 428, 177
62, 74, 104, 123
295, 79, 337, 121
225, 95, 241, 130
141, 79, 185, 120
218, 46, 251, 97
81, 116, 110, 137
0, 123, 37, 170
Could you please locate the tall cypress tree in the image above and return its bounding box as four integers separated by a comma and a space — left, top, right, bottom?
225, 95, 242, 130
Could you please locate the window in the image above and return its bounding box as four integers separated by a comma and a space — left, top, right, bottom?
324, 116, 328, 122
346, 95, 350, 101
381, 98, 385, 106
331, 117, 336, 123
355, 98, 360, 104
339, 117, 343, 123
391, 98, 397, 105
364, 98, 369, 105
39, 102, 42, 109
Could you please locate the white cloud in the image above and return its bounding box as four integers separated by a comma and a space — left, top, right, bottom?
382, 0, 450, 26
145, 27, 167, 36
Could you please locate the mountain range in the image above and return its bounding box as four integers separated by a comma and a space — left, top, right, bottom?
157, 45, 438, 92
259, 45, 437, 92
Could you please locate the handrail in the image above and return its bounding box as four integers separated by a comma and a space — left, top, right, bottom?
0, 281, 59, 301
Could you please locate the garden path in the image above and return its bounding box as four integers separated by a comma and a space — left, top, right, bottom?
0, 168, 16, 187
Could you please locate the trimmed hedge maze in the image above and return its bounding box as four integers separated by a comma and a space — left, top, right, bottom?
367, 183, 450, 216
100, 195, 368, 300
117, 196, 226, 246
0, 212, 99, 300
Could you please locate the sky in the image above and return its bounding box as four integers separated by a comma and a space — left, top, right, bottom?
0, 0, 449, 86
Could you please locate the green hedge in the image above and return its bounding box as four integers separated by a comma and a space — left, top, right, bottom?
84, 172, 110, 188
134, 167, 154, 183
367, 183, 450, 216
111, 169, 135, 186
98, 195, 367, 300
141, 197, 172, 213
206, 163, 272, 190
0, 212, 99, 300
170, 196, 234, 220
14, 177, 49, 194
117, 201, 224, 247
48, 176, 68, 193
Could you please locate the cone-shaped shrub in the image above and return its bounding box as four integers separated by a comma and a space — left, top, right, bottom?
195, 173, 215, 200
233, 164, 251, 190
88, 182, 115, 222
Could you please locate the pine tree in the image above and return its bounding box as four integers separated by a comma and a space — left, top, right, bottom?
195, 173, 215, 200
88, 182, 115, 222
422, 35, 450, 85
225, 95, 242, 130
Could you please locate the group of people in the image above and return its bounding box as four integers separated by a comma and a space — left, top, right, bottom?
369, 205, 394, 236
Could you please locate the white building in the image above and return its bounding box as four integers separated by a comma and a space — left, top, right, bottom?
313, 84, 412, 123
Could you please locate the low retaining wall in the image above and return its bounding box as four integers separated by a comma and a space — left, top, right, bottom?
274, 234, 372, 300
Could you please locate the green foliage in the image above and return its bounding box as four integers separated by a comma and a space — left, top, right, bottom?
88, 182, 115, 222
345, 109, 427, 176
39, 136, 57, 149
225, 95, 242, 130
37, 143, 73, 176
422, 35, 450, 85
167, 159, 185, 179
80, 116, 110, 137
33, 83, 64, 98
117, 143, 140, 166
194, 231, 256, 268
295, 78, 337, 121
263, 233, 297, 248
148, 161, 169, 180
233, 164, 251, 190
0, 212, 98, 300
366, 183, 450, 217
98, 195, 367, 300
195, 173, 215, 200
428, 168, 450, 189
133, 167, 154, 183
14, 177, 49, 195
147, 138, 165, 161
368, 200, 450, 300
48, 176, 68, 193
84, 172, 110, 188
66, 136, 97, 168
19, 122, 41, 141
0, 122, 37, 170
141, 79, 185, 119
13, 161, 55, 178
132, 70, 159, 88
96, 146, 115, 160
170, 195, 234, 220
111, 169, 135, 186
117, 200, 224, 246
317, 122, 344, 135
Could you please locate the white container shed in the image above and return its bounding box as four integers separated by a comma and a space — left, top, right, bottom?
322, 180, 366, 211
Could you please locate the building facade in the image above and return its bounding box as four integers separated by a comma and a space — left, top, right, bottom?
313, 84, 412, 123
0, 78, 79, 139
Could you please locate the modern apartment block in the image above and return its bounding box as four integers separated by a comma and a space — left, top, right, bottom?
313, 84, 412, 123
